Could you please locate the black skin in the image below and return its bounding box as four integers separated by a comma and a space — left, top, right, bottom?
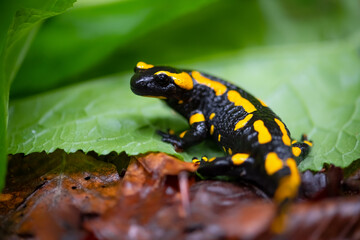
130, 63, 311, 198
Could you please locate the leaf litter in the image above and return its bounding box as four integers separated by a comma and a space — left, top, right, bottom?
1, 151, 360, 239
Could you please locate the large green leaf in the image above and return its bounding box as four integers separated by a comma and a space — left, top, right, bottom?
0, 0, 76, 190
8, 33, 360, 170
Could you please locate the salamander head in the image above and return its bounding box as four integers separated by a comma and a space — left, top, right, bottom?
130, 61, 194, 99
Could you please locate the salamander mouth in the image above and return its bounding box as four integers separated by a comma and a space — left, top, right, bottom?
130, 73, 149, 95
130, 74, 166, 97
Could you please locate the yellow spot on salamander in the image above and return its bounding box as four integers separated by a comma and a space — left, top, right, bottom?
179, 131, 187, 138
222, 146, 226, 152
218, 134, 221, 142
209, 113, 215, 120
145, 95, 167, 99
291, 140, 297, 145
257, 98, 268, 107
192, 158, 200, 163
234, 114, 253, 131
192, 71, 227, 96
210, 125, 214, 135
292, 146, 301, 157
253, 120, 272, 144
227, 90, 257, 113
178, 100, 184, 104
274, 118, 291, 146
304, 140, 313, 147
155, 71, 193, 90
274, 158, 300, 204
168, 129, 175, 135
136, 61, 154, 69
189, 113, 205, 125
232, 153, 249, 165
265, 152, 283, 175
209, 157, 216, 162
202, 156, 208, 162
228, 148, 232, 155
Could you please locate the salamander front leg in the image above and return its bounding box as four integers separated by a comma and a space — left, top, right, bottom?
291, 134, 313, 162
157, 111, 208, 151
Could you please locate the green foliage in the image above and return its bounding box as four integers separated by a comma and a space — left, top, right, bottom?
0, 0, 76, 190
11, 0, 360, 98
2, 0, 360, 189
11, 0, 216, 97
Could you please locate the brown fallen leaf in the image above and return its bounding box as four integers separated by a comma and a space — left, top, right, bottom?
197, 190, 360, 240
0, 151, 198, 239
84, 178, 268, 240
121, 158, 154, 196
84, 161, 360, 240
0, 152, 63, 215
84, 153, 198, 239
137, 152, 197, 176
121, 153, 196, 196
0, 150, 121, 239
299, 165, 344, 200
284, 196, 360, 240
2, 151, 360, 240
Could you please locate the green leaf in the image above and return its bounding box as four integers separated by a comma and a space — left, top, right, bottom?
10, 0, 217, 98
0, 0, 76, 190
8, 33, 360, 170
8, 75, 182, 157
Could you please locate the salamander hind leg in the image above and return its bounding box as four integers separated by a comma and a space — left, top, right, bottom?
194, 153, 254, 179
291, 134, 313, 163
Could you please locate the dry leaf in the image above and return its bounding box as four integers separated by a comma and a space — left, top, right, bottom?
1, 151, 360, 240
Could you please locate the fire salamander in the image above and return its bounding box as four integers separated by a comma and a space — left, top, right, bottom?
130, 61, 312, 232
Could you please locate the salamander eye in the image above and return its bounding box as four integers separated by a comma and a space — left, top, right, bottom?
155, 74, 170, 87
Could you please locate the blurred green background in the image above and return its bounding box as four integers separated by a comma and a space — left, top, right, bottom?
10, 0, 360, 98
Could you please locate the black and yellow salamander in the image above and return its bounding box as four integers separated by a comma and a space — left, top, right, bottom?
130, 61, 312, 231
